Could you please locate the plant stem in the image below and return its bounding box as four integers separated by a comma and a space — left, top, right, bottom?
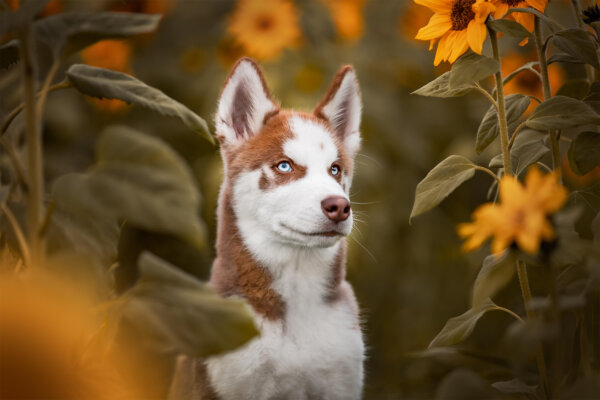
474, 166, 500, 182
18, 25, 45, 268
0, 81, 71, 135
516, 259, 550, 398
533, 16, 562, 180
488, 26, 512, 177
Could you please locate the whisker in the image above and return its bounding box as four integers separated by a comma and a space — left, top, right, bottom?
348, 234, 377, 263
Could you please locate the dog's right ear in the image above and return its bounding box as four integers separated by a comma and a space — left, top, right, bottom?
216, 58, 279, 148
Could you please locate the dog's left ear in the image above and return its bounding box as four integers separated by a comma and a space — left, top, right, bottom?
314, 66, 362, 158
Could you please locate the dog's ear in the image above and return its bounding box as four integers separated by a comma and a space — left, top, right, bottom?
216, 58, 279, 147
314, 66, 362, 158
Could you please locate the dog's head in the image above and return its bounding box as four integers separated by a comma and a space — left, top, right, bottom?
216, 58, 361, 249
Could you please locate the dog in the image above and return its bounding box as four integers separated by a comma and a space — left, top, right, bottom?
172, 57, 364, 400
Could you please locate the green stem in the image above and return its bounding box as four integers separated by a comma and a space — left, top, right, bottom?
534, 16, 562, 180
516, 260, 550, 398
488, 26, 512, 176
0, 81, 71, 135
474, 166, 500, 182
18, 26, 44, 267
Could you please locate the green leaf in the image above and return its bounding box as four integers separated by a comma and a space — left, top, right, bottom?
412, 71, 473, 98
490, 139, 550, 175
492, 379, 537, 395
552, 28, 600, 69
487, 19, 530, 39
0, 0, 49, 36
429, 298, 518, 348
436, 369, 494, 400
66, 64, 213, 144
506, 8, 562, 32
0, 40, 19, 70
548, 53, 586, 65
53, 126, 207, 249
556, 79, 591, 100
121, 252, 259, 357
525, 95, 600, 131
410, 155, 476, 222
49, 174, 120, 266
568, 131, 600, 175
33, 12, 161, 61
476, 94, 530, 154
471, 252, 516, 307
449, 53, 499, 88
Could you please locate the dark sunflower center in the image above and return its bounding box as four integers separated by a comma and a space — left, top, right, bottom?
500, 0, 521, 6
256, 14, 274, 31
451, 0, 476, 31
582, 4, 600, 24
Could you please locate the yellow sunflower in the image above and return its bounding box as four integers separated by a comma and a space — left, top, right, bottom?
458, 166, 567, 255
491, 0, 547, 33
228, 0, 301, 61
414, 0, 496, 65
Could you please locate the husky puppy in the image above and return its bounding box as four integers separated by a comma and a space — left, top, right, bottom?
173, 58, 364, 400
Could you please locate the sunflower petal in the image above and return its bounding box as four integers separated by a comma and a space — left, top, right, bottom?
525, 0, 547, 12
467, 19, 487, 54
434, 32, 451, 65
449, 30, 469, 63
416, 13, 452, 40
473, 0, 496, 23
493, 2, 509, 19
414, 0, 453, 14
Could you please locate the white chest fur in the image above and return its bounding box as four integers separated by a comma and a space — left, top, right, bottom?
206, 246, 364, 400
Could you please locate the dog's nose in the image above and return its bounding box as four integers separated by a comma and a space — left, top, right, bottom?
321, 196, 351, 222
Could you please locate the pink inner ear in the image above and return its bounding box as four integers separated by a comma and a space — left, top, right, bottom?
232, 82, 254, 139
330, 94, 352, 141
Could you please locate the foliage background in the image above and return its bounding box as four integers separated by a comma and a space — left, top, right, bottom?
1, 0, 599, 398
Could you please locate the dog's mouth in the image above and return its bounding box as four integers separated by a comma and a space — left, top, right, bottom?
279, 222, 344, 238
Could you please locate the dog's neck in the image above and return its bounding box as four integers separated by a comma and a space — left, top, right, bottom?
210, 178, 347, 322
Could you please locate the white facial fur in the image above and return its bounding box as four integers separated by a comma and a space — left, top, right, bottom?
233, 117, 352, 255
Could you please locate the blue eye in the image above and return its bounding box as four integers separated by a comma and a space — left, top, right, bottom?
277, 161, 293, 173
330, 165, 340, 176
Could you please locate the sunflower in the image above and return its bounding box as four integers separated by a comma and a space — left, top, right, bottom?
228, 0, 301, 61
458, 166, 567, 255
321, 0, 366, 41
415, 0, 496, 65
400, 2, 434, 42
491, 0, 547, 44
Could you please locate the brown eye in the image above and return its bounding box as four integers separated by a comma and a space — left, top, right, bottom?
330, 164, 341, 176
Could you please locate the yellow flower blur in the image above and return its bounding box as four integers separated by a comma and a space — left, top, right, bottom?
414, 0, 496, 65
491, 0, 547, 45
458, 166, 568, 255
321, 0, 366, 41
228, 0, 301, 61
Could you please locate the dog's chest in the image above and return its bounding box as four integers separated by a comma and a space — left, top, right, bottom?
206, 268, 363, 400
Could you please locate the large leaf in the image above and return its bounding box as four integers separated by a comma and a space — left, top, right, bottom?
471, 252, 516, 307
412, 71, 473, 98
487, 19, 530, 39
552, 28, 600, 69
49, 174, 120, 266
449, 53, 499, 88
53, 126, 207, 249
0, 40, 20, 70
121, 252, 259, 357
506, 8, 562, 32
556, 79, 591, 100
33, 12, 161, 61
429, 298, 518, 348
568, 131, 600, 175
476, 94, 530, 154
410, 155, 477, 222
0, 0, 49, 36
525, 96, 600, 131
547, 52, 586, 65
66, 64, 213, 144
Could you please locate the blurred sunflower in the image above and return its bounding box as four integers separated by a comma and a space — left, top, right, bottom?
400, 2, 434, 42
414, 0, 496, 65
228, 0, 301, 61
321, 0, 366, 41
81, 40, 132, 112
491, 0, 547, 44
458, 166, 567, 255
502, 51, 563, 113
